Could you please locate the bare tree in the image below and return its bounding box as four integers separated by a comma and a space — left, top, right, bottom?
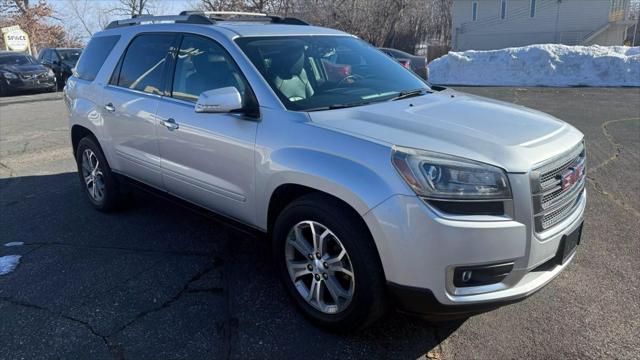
64, 0, 94, 37
0, 0, 81, 53
112, 0, 154, 17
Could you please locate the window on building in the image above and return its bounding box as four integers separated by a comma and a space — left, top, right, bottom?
530, 0, 536, 17
472, 1, 478, 21
500, 0, 507, 20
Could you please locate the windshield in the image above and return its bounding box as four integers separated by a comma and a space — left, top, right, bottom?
0, 54, 36, 66
235, 36, 429, 111
57, 49, 82, 63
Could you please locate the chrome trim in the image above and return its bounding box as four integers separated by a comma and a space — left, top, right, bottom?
531, 141, 586, 232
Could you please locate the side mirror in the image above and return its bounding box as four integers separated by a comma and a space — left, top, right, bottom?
195, 87, 243, 113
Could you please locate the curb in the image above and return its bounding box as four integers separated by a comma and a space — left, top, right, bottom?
0, 92, 63, 106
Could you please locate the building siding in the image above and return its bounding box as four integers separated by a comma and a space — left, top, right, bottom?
452, 0, 616, 50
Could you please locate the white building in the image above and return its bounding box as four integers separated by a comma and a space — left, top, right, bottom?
451, 0, 636, 50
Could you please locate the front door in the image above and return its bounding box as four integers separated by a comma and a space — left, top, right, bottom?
101, 33, 179, 189
155, 34, 258, 224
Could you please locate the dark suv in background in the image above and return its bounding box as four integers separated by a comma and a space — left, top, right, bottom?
379, 47, 428, 80
38, 48, 82, 89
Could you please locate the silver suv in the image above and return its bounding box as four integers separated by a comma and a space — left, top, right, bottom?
65, 12, 586, 330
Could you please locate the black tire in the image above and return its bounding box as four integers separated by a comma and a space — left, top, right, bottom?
75, 136, 128, 212
273, 193, 388, 331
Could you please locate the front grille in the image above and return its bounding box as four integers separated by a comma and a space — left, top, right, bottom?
20, 71, 48, 80
531, 142, 586, 232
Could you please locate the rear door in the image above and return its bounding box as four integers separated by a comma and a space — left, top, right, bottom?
155, 34, 258, 224
100, 33, 179, 189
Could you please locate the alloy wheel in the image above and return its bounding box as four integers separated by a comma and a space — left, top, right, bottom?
81, 148, 105, 202
285, 220, 355, 314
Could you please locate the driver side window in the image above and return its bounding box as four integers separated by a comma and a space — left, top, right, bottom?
171, 35, 245, 103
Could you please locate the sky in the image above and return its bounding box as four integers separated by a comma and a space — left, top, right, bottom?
47, 0, 195, 41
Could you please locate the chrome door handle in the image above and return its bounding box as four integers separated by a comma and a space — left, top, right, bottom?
161, 118, 179, 131
104, 103, 115, 112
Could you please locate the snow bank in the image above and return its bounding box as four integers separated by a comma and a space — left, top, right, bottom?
0, 255, 21, 275
428, 44, 640, 87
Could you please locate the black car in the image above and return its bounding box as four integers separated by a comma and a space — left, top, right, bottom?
37, 48, 82, 89
378, 47, 428, 80
0, 51, 57, 96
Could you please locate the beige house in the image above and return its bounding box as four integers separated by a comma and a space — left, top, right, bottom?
451, 0, 636, 50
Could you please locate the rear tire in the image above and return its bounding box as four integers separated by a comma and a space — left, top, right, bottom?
75, 137, 128, 212
273, 193, 388, 331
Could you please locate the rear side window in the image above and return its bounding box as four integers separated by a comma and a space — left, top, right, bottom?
75, 35, 120, 81
115, 33, 177, 95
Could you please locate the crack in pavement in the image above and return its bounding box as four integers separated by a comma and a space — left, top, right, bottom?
106, 265, 217, 339
0, 161, 14, 177
219, 233, 238, 360
587, 117, 640, 217
1, 246, 223, 360
0, 296, 113, 355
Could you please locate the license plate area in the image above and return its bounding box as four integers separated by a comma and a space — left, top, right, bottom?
556, 223, 582, 264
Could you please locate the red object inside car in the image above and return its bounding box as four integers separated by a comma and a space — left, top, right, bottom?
398, 59, 411, 69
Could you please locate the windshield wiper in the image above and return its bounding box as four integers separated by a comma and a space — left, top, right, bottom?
306, 102, 374, 112
390, 88, 431, 101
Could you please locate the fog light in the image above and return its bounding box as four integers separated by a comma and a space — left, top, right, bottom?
453, 262, 514, 287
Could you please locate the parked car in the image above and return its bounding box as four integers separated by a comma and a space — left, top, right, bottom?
38, 48, 82, 89
0, 51, 57, 96
379, 47, 428, 79
65, 12, 586, 331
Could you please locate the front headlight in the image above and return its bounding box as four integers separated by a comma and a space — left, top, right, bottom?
47, 68, 55, 77
1, 71, 18, 79
392, 146, 511, 200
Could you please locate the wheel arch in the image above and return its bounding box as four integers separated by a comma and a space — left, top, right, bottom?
71, 124, 96, 155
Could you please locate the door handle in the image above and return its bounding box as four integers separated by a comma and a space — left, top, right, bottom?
104, 103, 115, 112
161, 118, 179, 131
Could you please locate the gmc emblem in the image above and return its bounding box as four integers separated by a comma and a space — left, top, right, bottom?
560, 163, 584, 190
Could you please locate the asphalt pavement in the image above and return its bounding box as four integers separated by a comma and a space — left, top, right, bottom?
0, 87, 638, 359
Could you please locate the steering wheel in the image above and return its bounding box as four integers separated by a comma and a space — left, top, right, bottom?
337, 74, 365, 85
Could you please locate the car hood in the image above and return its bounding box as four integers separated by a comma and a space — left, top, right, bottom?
307, 89, 584, 173
0, 64, 48, 73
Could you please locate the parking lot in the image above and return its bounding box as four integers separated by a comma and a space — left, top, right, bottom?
0, 87, 638, 359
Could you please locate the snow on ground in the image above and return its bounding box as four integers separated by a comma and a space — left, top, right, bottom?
0, 255, 22, 276
428, 44, 640, 87
4, 241, 24, 247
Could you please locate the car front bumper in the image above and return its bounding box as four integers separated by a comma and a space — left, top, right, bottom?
363, 173, 586, 317
2, 77, 56, 92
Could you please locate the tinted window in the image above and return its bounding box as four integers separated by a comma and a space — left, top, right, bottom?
117, 34, 177, 95
57, 49, 82, 63
75, 35, 120, 81
171, 35, 245, 102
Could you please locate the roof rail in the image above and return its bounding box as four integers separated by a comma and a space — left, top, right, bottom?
105, 14, 214, 29
179, 10, 309, 25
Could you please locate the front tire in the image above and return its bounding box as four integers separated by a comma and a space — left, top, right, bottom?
273, 193, 388, 331
75, 137, 127, 212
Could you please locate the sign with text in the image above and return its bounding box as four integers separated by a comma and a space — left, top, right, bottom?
2, 26, 30, 53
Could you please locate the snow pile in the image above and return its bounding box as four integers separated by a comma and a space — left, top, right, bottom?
0, 255, 21, 276
428, 44, 640, 87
